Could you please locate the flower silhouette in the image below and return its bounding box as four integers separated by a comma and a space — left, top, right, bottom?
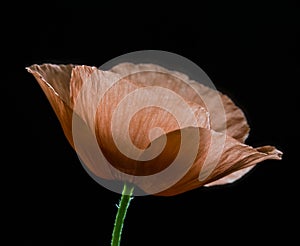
27, 63, 282, 196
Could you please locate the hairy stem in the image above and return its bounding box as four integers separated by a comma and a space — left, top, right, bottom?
111, 184, 134, 246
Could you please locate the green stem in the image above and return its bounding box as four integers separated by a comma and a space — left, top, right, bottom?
111, 184, 134, 246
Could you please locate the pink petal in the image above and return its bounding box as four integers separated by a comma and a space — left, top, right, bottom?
111, 63, 250, 142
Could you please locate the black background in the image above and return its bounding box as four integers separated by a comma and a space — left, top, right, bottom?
3, 2, 298, 245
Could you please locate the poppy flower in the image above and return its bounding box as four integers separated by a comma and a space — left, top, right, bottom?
26, 63, 282, 196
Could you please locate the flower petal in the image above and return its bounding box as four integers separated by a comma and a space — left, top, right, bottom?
111, 63, 250, 142
203, 166, 255, 187
110, 63, 207, 107
26, 64, 74, 104
94, 84, 211, 172
26, 64, 75, 146
192, 84, 250, 142
154, 127, 282, 196
71, 66, 210, 176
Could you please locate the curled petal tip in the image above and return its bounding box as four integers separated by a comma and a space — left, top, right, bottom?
256, 145, 283, 160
